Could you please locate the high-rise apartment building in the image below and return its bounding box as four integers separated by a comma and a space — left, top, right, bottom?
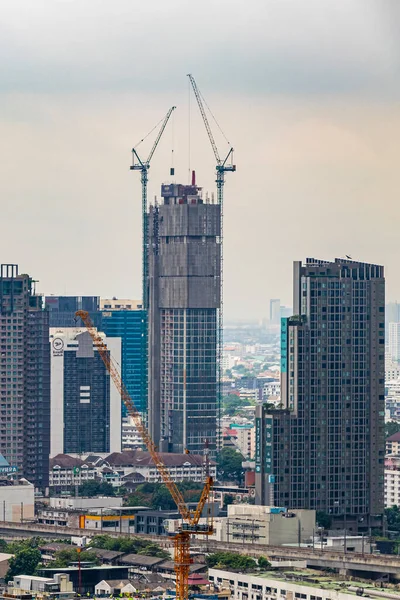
45, 296, 147, 418
50, 328, 121, 456
101, 299, 147, 416
0, 264, 50, 490
269, 299, 280, 325
389, 323, 400, 363
45, 296, 101, 328
255, 258, 385, 532
147, 182, 221, 454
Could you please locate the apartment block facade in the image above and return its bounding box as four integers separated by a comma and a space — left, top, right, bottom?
0, 264, 50, 489
255, 258, 385, 532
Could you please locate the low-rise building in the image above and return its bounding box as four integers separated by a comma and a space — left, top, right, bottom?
209, 568, 400, 600
387, 432, 400, 455
49, 455, 97, 492
102, 450, 216, 483
6, 574, 74, 600
122, 416, 143, 450
38, 497, 124, 529
166, 505, 315, 546
0, 478, 34, 522
95, 580, 135, 597
385, 454, 400, 507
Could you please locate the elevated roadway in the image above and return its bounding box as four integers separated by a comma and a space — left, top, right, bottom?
1, 522, 400, 577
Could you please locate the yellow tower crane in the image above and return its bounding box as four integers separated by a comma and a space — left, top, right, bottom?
76, 310, 214, 600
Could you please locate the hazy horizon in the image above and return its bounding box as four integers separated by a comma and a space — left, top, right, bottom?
1, 0, 399, 318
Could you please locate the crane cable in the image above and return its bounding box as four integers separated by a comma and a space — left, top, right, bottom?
134, 115, 166, 151
198, 87, 231, 147
188, 75, 191, 184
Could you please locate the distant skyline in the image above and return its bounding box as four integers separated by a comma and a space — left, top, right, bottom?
1, 1, 399, 318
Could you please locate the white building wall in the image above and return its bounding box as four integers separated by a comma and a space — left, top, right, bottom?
0, 483, 34, 522
49, 496, 122, 510
385, 468, 400, 508
209, 570, 374, 600
389, 323, 400, 362
50, 328, 121, 456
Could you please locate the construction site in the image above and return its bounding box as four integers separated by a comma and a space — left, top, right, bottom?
74, 75, 236, 600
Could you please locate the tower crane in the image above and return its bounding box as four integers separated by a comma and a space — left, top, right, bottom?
76, 310, 214, 600
187, 74, 235, 206
130, 106, 176, 308
187, 74, 236, 450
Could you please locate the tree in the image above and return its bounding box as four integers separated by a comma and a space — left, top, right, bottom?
217, 447, 244, 484
78, 480, 114, 497
386, 422, 400, 439
258, 556, 271, 569
223, 494, 235, 508
386, 506, 400, 534
206, 552, 257, 570
89, 535, 168, 558
6, 548, 41, 580
316, 511, 332, 530
223, 394, 250, 417
50, 548, 99, 568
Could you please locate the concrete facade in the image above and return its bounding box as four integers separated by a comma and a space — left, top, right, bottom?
0, 479, 34, 522
0, 264, 50, 490
147, 182, 221, 454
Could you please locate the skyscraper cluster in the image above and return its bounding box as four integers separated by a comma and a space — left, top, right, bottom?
0, 239, 387, 534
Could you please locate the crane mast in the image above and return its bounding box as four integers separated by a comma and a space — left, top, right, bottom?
76, 310, 213, 600
130, 106, 176, 308
187, 75, 236, 451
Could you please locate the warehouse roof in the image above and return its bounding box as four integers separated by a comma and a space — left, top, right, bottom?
120, 554, 165, 567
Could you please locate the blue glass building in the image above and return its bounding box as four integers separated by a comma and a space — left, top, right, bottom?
101, 309, 147, 416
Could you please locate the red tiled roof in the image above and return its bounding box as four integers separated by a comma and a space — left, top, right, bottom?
387, 432, 400, 442
105, 450, 214, 468
49, 454, 85, 469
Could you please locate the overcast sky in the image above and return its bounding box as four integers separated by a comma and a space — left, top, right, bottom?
1, 0, 399, 318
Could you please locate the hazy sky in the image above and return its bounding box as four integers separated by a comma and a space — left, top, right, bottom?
1, 0, 399, 318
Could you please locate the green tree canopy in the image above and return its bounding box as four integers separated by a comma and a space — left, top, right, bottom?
217, 447, 244, 484
258, 556, 271, 569
316, 511, 332, 530
124, 481, 203, 510
223, 494, 235, 508
50, 548, 99, 568
386, 422, 400, 439
206, 552, 257, 570
386, 506, 400, 534
6, 548, 41, 580
89, 535, 168, 558
223, 394, 250, 416
78, 480, 115, 497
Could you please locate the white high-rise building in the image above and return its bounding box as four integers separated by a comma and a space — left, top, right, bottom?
389, 322, 400, 362
50, 328, 122, 457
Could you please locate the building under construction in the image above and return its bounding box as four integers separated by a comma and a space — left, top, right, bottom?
147, 178, 221, 455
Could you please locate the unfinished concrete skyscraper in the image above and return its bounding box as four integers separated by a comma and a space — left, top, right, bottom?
147, 180, 221, 454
